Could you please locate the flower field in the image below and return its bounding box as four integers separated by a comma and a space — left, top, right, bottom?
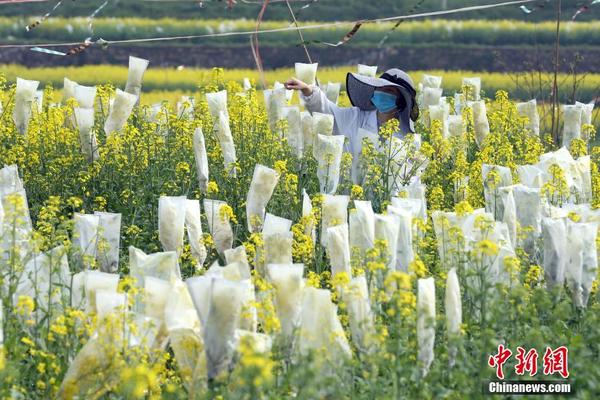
0, 63, 599, 399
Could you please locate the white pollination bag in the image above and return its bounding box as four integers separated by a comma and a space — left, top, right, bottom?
264, 231, 293, 266
104, 89, 138, 135
185, 199, 207, 268
542, 217, 567, 288
472, 100, 490, 146
301, 111, 315, 151
129, 246, 181, 285
421, 87, 443, 125
343, 276, 375, 352
447, 115, 464, 137
320, 194, 349, 246
264, 87, 287, 132
73, 107, 99, 162
445, 268, 461, 366
298, 287, 351, 362
462, 77, 481, 100
387, 206, 414, 272
349, 200, 375, 252
314, 134, 345, 194
312, 112, 335, 137
63, 77, 78, 103
512, 185, 542, 255
429, 103, 450, 137
374, 213, 399, 270
566, 221, 598, 307
282, 106, 303, 157
326, 224, 352, 278
246, 164, 280, 233
268, 263, 304, 340
417, 277, 436, 377
295, 62, 318, 86
206, 90, 228, 121
203, 278, 246, 379
562, 104, 583, 149
124, 56, 150, 98
13, 78, 39, 134
324, 82, 341, 104
204, 199, 234, 256
94, 212, 121, 273
74, 84, 97, 109
357, 64, 378, 77
73, 213, 100, 268
516, 99, 540, 136
193, 127, 209, 192
482, 164, 513, 217
158, 196, 187, 254
214, 111, 237, 176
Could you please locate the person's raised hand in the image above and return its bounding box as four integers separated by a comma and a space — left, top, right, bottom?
284, 77, 312, 96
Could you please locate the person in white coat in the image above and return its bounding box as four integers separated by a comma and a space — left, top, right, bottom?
284, 68, 419, 147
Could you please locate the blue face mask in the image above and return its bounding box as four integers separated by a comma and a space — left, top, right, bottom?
370, 91, 398, 113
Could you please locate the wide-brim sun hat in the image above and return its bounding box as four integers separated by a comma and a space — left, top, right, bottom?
346, 68, 417, 134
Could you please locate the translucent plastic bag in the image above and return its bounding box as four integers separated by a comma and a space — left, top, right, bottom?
417, 277, 436, 377
264, 232, 293, 266
562, 104, 582, 149
445, 268, 461, 366
482, 164, 513, 217
324, 82, 341, 104
516, 99, 540, 136
63, 77, 78, 103
82, 270, 120, 313
159, 196, 187, 254
576, 101, 594, 128
94, 212, 121, 273
13, 77, 39, 134
193, 128, 209, 192
214, 111, 237, 176
205, 90, 228, 121
472, 100, 490, 146
357, 64, 378, 77
320, 194, 349, 246
447, 115, 464, 137
312, 112, 335, 136
224, 246, 251, 280
342, 275, 375, 353
512, 185, 542, 255
542, 217, 567, 288
246, 164, 280, 232
462, 77, 481, 101
349, 200, 375, 252
129, 246, 181, 286
301, 111, 315, 151
186, 275, 213, 324
566, 221, 597, 307
497, 186, 517, 248
314, 134, 345, 194
204, 199, 234, 256
396, 182, 428, 221
95, 291, 126, 320
295, 62, 318, 86
267, 263, 304, 340
165, 280, 201, 333
143, 276, 171, 320
298, 287, 351, 362
74, 84, 97, 109
273, 81, 294, 103
421, 87, 443, 125
185, 199, 208, 268
73, 107, 99, 162
262, 213, 292, 236
326, 224, 351, 278
73, 213, 100, 268
302, 189, 316, 244
351, 128, 379, 184
104, 89, 138, 135
177, 96, 195, 119
264, 87, 287, 132
282, 106, 303, 157
374, 213, 399, 270
517, 164, 544, 188
203, 278, 246, 379
387, 206, 414, 272
429, 103, 450, 137
124, 56, 149, 98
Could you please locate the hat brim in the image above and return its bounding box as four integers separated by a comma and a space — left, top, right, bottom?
346, 72, 415, 134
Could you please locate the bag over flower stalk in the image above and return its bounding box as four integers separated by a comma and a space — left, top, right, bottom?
185, 199, 208, 269
445, 268, 461, 367
516, 99, 540, 136
158, 196, 187, 255
214, 111, 237, 177
124, 56, 150, 99
314, 134, 345, 194
246, 164, 280, 233
343, 275, 375, 353
320, 194, 349, 246
193, 128, 210, 193
94, 211, 121, 273
13, 77, 39, 135
104, 89, 138, 135
326, 223, 352, 278
204, 199, 234, 256
73, 107, 99, 163
349, 200, 375, 252
267, 263, 304, 341
417, 277, 436, 377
